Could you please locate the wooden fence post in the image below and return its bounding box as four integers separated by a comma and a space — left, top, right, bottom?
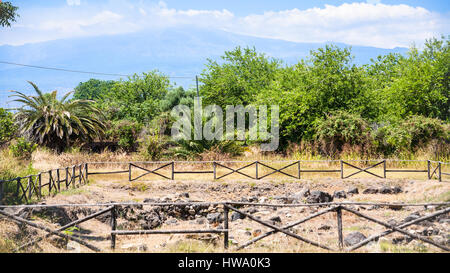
27, 176, 32, 200
38, 173, 42, 198
383, 160, 386, 179
16, 177, 21, 198
223, 204, 229, 250
72, 166, 76, 188
111, 205, 117, 250
0, 181, 4, 205
255, 161, 259, 180
427, 160, 431, 179
171, 161, 175, 180
298, 161, 301, 179
65, 167, 69, 189
213, 161, 216, 180
85, 163, 89, 183
48, 170, 52, 193
56, 169, 60, 192
438, 162, 442, 182
336, 206, 343, 250
128, 163, 132, 181
340, 160, 344, 179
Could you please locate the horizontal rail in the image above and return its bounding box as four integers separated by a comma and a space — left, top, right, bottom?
1, 201, 449, 209
112, 229, 227, 235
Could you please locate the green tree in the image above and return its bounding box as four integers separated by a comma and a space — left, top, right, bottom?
101, 71, 170, 123
11, 81, 105, 153
258, 45, 375, 145
374, 36, 449, 121
0, 1, 19, 27
200, 46, 281, 109
73, 79, 116, 101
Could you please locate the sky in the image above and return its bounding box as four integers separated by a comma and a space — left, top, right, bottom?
0, 0, 449, 49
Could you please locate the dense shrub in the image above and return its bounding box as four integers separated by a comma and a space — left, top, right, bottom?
139, 134, 168, 161
374, 115, 449, 157
9, 137, 37, 160
314, 111, 373, 156
106, 120, 142, 152
0, 108, 16, 145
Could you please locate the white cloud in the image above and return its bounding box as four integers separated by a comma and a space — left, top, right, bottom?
0, 1, 448, 48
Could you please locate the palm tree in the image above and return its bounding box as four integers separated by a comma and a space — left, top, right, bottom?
10, 81, 105, 153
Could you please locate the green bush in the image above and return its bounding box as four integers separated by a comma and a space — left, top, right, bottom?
0, 108, 16, 145
9, 137, 37, 160
374, 115, 449, 157
139, 134, 167, 161
106, 120, 142, 152
314, 111, 373, 156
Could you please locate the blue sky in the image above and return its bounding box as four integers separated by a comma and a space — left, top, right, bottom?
1, 0, 449, 48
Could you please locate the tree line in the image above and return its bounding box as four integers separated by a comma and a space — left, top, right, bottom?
1, 36, 448, 160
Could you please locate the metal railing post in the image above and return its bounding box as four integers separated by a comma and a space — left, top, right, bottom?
111, 205, 117, 250
336, 206, 343, 250
224, 204, 229, 250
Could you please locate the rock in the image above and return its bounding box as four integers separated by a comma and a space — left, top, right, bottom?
388, 204, 403, 211
344, 232, 367, 246
179, 192, 190, 198
318, 224, 332, 231
291, 188, 310, 200
392, 186, 403, 194
333, 190, 347, 199
165, 218, 178, 225
66, 241, 81, 252
120, 243, 148, 252
403, 213, 420, 223
362, 187, 378, 194
206, 212, 223, 224
186, 234, 219, 244
245, 207, 258, 214
31, 206, 73, 226
196, 217, 207, 225
347, 187, 359, 195
142, 213, 163, 229
306, 191, 333, 203
387, 219, 398, 226
379, 186, 393, 194
421, 227, 439, 236
231, 212, 246, 221
143, 198, 159, 203
269, 216, 282, 223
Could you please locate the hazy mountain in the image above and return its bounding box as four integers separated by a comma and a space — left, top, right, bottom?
0, 27, 408, 108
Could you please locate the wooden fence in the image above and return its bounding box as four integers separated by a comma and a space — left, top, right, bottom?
0, 160, 448, 204
0, 201, 448, 253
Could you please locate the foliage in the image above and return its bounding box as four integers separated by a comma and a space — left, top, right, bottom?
9, 137, 37, 160
106, 120, 142, 152
200, 46, 281, 109
73, 79, 116, 101
10, 81, 105, 153
172, 139, 244, 160
139, 134, 168, 161
371, 36, 449, 121
373, 115, 449, 157
257, 45, 375, 147
100, 71, 170, 123
0, 1, 19, 27
0, 108, 16, 145
314, 111, 373, 156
